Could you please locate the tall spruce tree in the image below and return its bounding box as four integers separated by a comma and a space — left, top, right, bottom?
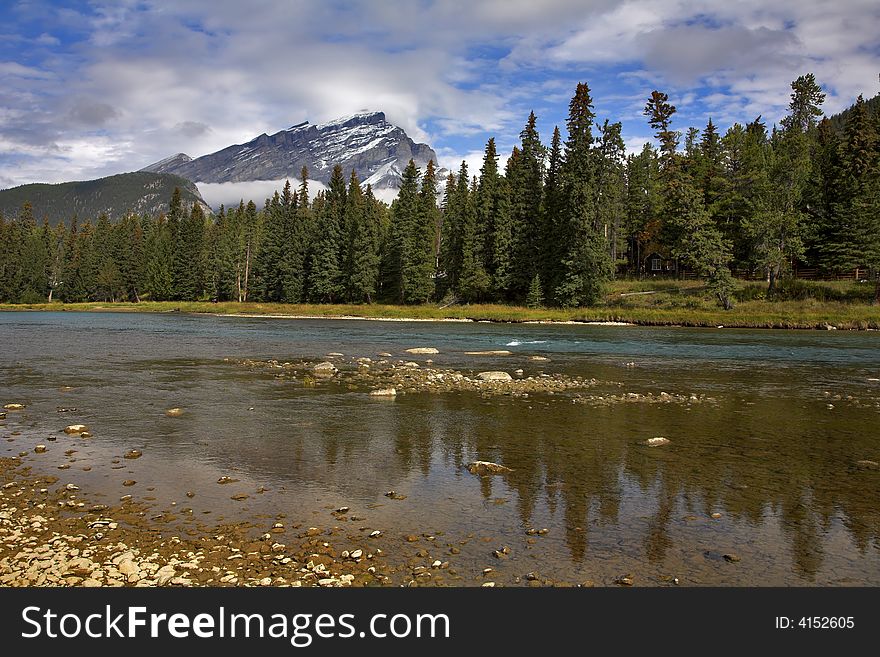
510, 111, 545, 300
542, 126, 564, 297
309, 165, 346, 302
555, 82, 611, 306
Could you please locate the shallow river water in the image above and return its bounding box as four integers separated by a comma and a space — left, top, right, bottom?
2, 311, 879, 585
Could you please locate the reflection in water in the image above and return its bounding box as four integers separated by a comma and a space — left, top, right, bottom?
1, 311, 879, 585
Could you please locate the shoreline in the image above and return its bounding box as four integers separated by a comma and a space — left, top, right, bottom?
1, 300, 879, 330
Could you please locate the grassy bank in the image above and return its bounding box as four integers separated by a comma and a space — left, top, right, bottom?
0, 300, 877, 329
1, 280, 878, 329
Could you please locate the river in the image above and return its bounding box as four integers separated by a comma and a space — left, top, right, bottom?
2, 311, 879, 585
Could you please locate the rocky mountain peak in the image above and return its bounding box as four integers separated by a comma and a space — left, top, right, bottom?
142, 111, 439, 192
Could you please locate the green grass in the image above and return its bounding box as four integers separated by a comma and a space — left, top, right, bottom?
2, 279, 878, 329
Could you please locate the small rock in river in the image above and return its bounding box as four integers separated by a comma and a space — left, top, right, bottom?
63, 424, 89, 434
231, 493, 249, 501
217, 476, 239, 484
312, 362, 338, 377
723, 553, 741, 563
855, 460, 879, 470
405, 347, 439, 354
34, 445, 47, 453
466, 351, 512, 356
122, 480, 136, 487
165, 408, 184, 417
645, 437, 671, 447
4, 403, 25, 410
615, 574, 635, 586
467, 461, 513, 476
123, 449, 142, 459
477, 371, 513, 381
370, 388, 397, 397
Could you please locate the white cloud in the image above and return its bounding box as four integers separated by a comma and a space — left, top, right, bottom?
0, 0, 877, 188
197, 179, 328, 210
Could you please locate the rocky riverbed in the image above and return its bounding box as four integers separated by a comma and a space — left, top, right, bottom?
0, 454, 600, 588
232, 353, 605, 398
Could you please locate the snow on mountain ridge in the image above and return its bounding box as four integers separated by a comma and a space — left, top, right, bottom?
142, 110, 439, 191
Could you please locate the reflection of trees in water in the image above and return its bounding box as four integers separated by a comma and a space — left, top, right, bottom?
427, 393, 880, 578
223, 384, 879, 579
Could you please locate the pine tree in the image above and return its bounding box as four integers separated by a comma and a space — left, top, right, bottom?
341, 169, 365, 301
457, 174, 491, 303
145, 216, 173, 300
623, 144, 659, 275
406, 160, 439, 303
285, 168, 312, 302
510, 111, 545, 300
490, 174, 514, 297
45, 220, 66, 302
595, 119, 626, 276
555, 82, 611, 306
347, 184, 382, 303
252, 189, 283, 301
0, 212, 9, 301
667, 175, 735, 309
436, 170, 458, 298
309, 165, 345, 302
644, 90, 680, 165
440, 162, 471, 297
824, 94, 880, 286
525, 273, 543, 308
10, 202, 50, 302
74, 220, 99, 301
781, 73, 826, 134
541, 126, 564, 298
748, 75, 823, 294
473, 139, 500, 273
172, 201, 207, 300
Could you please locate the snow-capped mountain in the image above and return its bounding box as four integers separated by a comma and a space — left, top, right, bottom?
142, 111, 439, 191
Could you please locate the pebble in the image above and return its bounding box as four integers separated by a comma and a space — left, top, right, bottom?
370, 388, 397, 397
164, 408, 184, 417
124, 450, 143, 459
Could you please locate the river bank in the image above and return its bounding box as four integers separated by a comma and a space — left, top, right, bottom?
1, 298, 879, 329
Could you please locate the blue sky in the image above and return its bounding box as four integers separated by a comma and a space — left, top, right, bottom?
1, 0, 878, 194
